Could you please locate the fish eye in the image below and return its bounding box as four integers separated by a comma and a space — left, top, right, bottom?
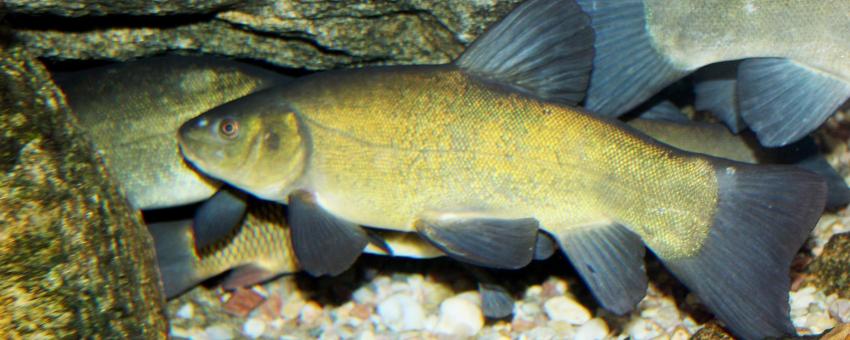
219, 119, 239, 139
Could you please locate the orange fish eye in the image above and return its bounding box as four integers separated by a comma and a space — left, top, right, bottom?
219, 119, 239, 139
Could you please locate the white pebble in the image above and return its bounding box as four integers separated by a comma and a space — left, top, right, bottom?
175, 303, 193, 319
242, 318, 265, 339
574, 318, 608, 340
626, 318, 664, 340
791, 287, 816, 310
204, 324, 234, 340
543, 296, 591, 325
376, 293, 426, 331
670, 326, 691, 340
829, 298, 850, 323
434, 295, 484, 336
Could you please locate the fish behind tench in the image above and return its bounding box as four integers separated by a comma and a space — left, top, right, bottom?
150, 200, 533, 318
58, 55, 285, 210
177, 0, 826, 339
577, 0, 850, 147
58, 56, 288, 248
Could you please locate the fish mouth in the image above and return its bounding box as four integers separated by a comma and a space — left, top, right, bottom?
176, 117, 211, 167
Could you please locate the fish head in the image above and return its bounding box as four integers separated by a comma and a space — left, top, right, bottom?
178, 89, 308, 201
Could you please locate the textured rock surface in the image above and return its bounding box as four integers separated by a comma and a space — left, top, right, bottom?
9, 0, 523, 70
808, 233, 850, 299
5, 0, 240, 16
0, 46, 167, 338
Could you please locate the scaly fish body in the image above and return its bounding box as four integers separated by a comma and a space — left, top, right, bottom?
59, 56, 284, 209
645, 0, 850, 81
284, 66, 715, 259
151, 202, 443, 298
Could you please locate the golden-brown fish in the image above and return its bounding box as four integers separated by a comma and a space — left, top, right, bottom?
177, 1, 826, 339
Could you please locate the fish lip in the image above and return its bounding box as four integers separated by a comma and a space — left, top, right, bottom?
177, 117, 206, 164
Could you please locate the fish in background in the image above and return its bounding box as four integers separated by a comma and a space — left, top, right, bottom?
150, 200, 559, 318
177, 0, 826, 339
57, 56, 289, 248
577, 0, 850, 147
631, 101, 850, 210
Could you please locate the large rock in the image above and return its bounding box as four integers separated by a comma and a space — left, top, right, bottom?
8, 0, 522, 69
0, 45, 167, 338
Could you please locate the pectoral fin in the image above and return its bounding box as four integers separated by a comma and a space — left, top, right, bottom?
415, 214, 538, 269
557, 222, 647, 315
738, 58, 850, 147
288, 191, 369, 276
192, 187, 248, 251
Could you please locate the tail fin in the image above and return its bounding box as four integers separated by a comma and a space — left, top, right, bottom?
148, 219, 205, 299
660, 163, 826, 340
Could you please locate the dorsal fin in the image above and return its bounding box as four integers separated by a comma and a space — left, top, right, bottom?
456, 0, 594, 106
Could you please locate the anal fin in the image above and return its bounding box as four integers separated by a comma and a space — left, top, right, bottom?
738, 58, 850, 147
415, 214, 539, 269
288, 191, 369, 276
556, 222, 647, 315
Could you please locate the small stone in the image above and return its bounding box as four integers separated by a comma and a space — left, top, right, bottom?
626, 318, 664, 340
574, 318, 608, 340
299, 301, 324, 325
376, 293, 426, 331
175, 303, 193, 319
511, 318, 537, 332
524, 326, 558, 339
541, 279, 567, 298
243, 318, 265, 339
805, 313, 837, 334
353, 287, 377, 304
543, 296, 591, 325
351, 303, 372, 320
223, 288, 265, 317
204, 324, 235, 340
829, 298, 850, 322
791, 286, 817, 310
670, 326, 691, 340
282, 297, 305, 320
434, 295, 484, 336
259, 294, 283, 319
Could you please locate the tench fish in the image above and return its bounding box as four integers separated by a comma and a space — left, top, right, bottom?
577, 0, 850, 147
177, 0, 826, 339
58, 56, 288, 248
149, 200, 547, 318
